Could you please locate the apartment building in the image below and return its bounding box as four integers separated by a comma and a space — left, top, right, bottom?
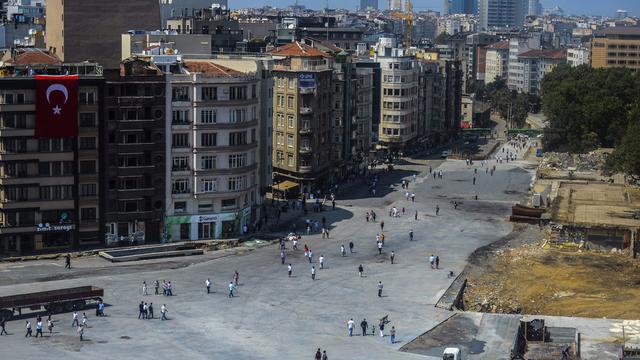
591, 27, 640, 71
567, 46, 591, 67
512, 48, 566, 94
507, 33, 541, 91
101, 58, 166, 245
270, 42, 335, 196
377, 48, 421, 150
485, 40, 509, 84
0, 52, 103, 255
164, 58, 261, 241
478, 0, 526, 31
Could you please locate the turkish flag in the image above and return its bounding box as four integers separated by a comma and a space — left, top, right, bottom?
35, 75, 78, 138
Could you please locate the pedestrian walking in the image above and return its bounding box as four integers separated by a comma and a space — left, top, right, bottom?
138, 301, 144, 319
377, 240, 383, 255
377, 281, 384, 297
228, 282, 236, 298
0, 319, 7, 335
349, 241, 354, 253
77, 325, 84, 341
436, 256, 440, 269
280, 250, 286, 265
142, 281, 148, 296
322, 350, 328, 360
429, 254, 435, 269
47, 319, 54, 334
82, 313, 88, 327
360, 318, 368, 336
167, 281, 173, 296
390, 251, 395, 264
411, 193, 415, 202
206, 278, 212, 293
153, 280, 159, 295
365, 212, 370, 222
288, 264, 292, 277
358, 264, 363, 277
72, 311, 79, 327
148, 303, 154, 319
380, 221, 384, 232
308, 250, 313, 263
379, 320, 385, 337
340, 245, 346, 257
473, 177, 476, 185
390, 326, 396, 344
35, 320, 43, 338
319, 255, 325, 269
435, 205, 440, 216
292, 236, 298, 250
315, 349, 322, 360
64, 254, 71, 269
347, 318, 354, 336
415, 210, 418, 220
161, 304, 168, 320
25, 320, 32, 337
233, 270, 239, 286
98, 301, 105, 317
409, 229, 413, 241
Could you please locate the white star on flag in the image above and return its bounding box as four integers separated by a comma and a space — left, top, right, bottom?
52, 105, 62, 115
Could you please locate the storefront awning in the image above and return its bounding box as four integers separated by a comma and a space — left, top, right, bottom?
274, 180, 299, 191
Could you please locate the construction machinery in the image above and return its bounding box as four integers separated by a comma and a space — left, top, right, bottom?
391, 0, 414, 48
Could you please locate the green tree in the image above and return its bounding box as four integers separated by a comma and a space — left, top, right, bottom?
607, 121, 640, 176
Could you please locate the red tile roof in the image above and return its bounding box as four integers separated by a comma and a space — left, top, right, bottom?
10, 50, 61, 66
518, 48, 567, 59
183, 60, 245, 77
486, 40, 509, 50
270, 41, 330, 58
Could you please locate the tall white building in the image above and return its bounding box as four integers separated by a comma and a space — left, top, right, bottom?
163, 57, 262, 241
507, 33, 541, 91
478, 0, 527, 31
567, 47, 590, 67
485, 40, 509, 84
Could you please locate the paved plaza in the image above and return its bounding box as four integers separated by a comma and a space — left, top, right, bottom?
0, 153, 536, 359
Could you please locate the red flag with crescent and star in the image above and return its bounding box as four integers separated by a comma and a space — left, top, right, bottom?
35, 75, 79, 138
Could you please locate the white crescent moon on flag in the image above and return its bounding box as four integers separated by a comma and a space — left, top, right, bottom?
46, 84, 69, 104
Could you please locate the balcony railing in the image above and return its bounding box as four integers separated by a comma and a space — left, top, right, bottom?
299, 107, 312, 115
172, 188, 191, 194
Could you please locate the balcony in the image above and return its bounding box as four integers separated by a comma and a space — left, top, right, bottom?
116, 96, 156, 107
172, 165, 190, 172
299, 87, 315, 95
299, 166, 313, 173
299, 147, 312, 154
299, 107, 313, 115
172, 188, 191, 195
299, 127, 312, 135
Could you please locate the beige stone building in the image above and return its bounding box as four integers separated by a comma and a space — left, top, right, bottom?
484, 40, 509, 84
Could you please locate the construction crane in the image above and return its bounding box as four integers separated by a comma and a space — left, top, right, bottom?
391, 0, 413, 48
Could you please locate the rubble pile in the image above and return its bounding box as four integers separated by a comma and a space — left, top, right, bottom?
540, 151, 609, 172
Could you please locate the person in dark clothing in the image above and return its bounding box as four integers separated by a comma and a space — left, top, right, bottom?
380, 221, 384, 232
315, 348, 322, 360
64, 254, 71, 269
360, 318, 368, 336
138, 301, 144, 319
148, 303, 154, 319
0, 319, 7, 335
349, 241, 354, 253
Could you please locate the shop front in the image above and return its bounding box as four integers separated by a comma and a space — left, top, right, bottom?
165, 207, 251, 242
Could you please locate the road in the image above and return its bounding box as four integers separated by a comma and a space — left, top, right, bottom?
0, 156, 535, 360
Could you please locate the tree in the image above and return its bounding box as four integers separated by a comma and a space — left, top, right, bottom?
607, 121, 640, 176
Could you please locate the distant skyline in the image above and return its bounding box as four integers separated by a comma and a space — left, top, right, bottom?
232, 0, 639, 17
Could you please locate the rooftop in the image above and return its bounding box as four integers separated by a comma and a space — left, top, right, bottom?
486, 40, 510, 50
182, 60, 246, 77
594, 26, 640, 37
270, 41, 330, 58
2, 48, 61, 66
518, 48, 567, 59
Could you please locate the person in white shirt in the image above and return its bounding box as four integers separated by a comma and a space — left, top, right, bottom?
161, 304, 168, 320
347, 318, 355, 336
319, 255, 325, 269
311, 266, 316, 280
72, 311, 79, 327
142, 281, 148, 296
287, 264, 292, 277
205, 278, 211, 294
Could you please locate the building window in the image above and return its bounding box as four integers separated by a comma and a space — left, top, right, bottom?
172, 179, 189, 194
198, 222, 214, 239
172, 86, 190, 101
172, 110, 190, 124
287, 115, 294, 128
80, 207, 97, 222
198, 202, 213, 212
201, 133, 217, 147
228, 153, 247, 168
288, 78, 295, 89
172, 133, 189, 147
80, 183, 97, 196
229, 109, 246, 123
79, 91, 96, 105
201, 86, 217, 101
221, 198, 236, 209
79, 160, 96, 175
287, 134, 294, 148
201, 155, 216, 169
201, 178, 217, 192
287, 153, 294, 167
174, 201, 187, 213
200, 109, 216, 124
229, 131, 247, 146
79, 137, 97, 150
172, 156, 189, 171
287, 96, 294, 109
229, 86, 247, 100
276, 113, 284, 127
276, 132, 284, 145
228, 176, 245, 191
79, 113, 97, 127
276, 95, 284, 107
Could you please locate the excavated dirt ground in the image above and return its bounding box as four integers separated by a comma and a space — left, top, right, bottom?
464, 224, 640, 319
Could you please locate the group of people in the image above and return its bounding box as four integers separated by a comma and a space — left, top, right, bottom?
142, 280, 174, 296
346, 317, 397, 344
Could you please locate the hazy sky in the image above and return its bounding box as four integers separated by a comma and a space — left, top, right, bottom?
234, 0, 639, 17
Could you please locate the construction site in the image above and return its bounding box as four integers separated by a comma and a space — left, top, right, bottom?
463, 149, 640, 320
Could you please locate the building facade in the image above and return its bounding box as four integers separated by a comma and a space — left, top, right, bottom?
478, 0, 526, 31
101, 58, 166, 246
512, 49, 566, 94
567, 46, 590, 67
591, 27, 640, 71
377, 48, 421, 150
0, 59, 103, 255
485, 40, 509, 84
45, 0, 160, 68
164, 58, 261, 241
270, 42, 335, 196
